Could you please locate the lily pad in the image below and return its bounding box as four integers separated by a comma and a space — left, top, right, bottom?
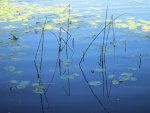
94, 68, 105, 72
17, 84, 26, 89
16, 52, 27, 56
128, 67, 136, 71
72, 65, 79, 69
33, 88, 44, 94
6, 54, 15, 58
20, 81, 29, 86
62, 59, 70, 65
130, 77, 137, 81
60, 75, 74, 79
32, 83, 44, 89
0, 53, 5, 57
120, 72, 134, 80
88, 81, 102, 86
49, 69, 56, 72
112, 80, 119, 85
121, 73, 133, 76
72, 73, 80, 76
110, 40, 119, 46
4, 66, 16, 71
11, 45, 30, 51
10, 80, 18, 84
109, 74, 115, 79
10, 58, 23, 62
14, 71, 23, 74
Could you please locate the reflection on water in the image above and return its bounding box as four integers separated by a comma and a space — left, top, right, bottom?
0, 0, 150, 113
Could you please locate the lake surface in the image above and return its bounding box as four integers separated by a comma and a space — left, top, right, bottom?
0, 0, 150, 113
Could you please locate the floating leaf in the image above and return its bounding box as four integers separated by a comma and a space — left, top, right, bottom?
130, 77, 137, 81
16, 52, 27, 56
17, 84, 26, 89
88, 81, 102, 86
20, 81, 29, 86
6, 54, 15, 58
10, 80, 18, 84
11, 45, 30, 50
109, 74, 115, 79
0, 53, 5, 57
72, 65, 79, 69
0, 60, 5, 63
33, 88, 44, 94
72, 73, 80, 76
112, 80, 119, 85
49, 69, 56, 72
62, 59, 70, 63
12, 35, 19, 40
60, 75, 74, 79
121, 73, 133, 76
94, 68, 105, 72
120, 73, 133, 80
14, 71, 23, 74
10, 58, 23, 62
4, 66, 16, 71
128, 67, 136, 71
110, 40, 119, 46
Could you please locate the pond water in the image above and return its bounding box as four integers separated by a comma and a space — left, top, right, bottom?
0, 0, 150, 113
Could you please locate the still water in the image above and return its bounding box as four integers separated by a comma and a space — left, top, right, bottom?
0, 0, 150, 113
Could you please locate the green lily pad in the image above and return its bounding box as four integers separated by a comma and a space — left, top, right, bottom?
16, 52, 27, 56
33, 88, 44, 94
4, 66, 16, 71
130, 77, 137, 81
63, 62, 70, 66
6, 54, 15, 58
88, 81, 102, 86
0, 53, 5, 57
32, 83, 44, 89
20, 81, 29, 86
17, 84, 26, 89
112, 80, 119, 85
10, 80, 18, 84
72, 65, 79, 69
11, 45, 30, 51
32, 83, 40, 87
121, 73, 133, 76
128, 67, 136, 71
72, 73, 80, 76
0, 60, 5, 63
49, 69, 56, 72
120, 75, 131, 80
14, 71, 23, 74
62, 59, 70, 62
12, 35, 19, 40
94, 68, 105, 72
10, 58, 23, 62
109, 74, 115, 79
60, 75, 74, 79
62, 59, 70, 66
110, 40, 119, 46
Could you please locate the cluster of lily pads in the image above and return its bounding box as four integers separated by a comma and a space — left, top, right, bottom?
10, 80, 45, 94
60, 59, 80, 79
0, 0, 149, 37
4, 66, 23, 74
88, 67, 137, 86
